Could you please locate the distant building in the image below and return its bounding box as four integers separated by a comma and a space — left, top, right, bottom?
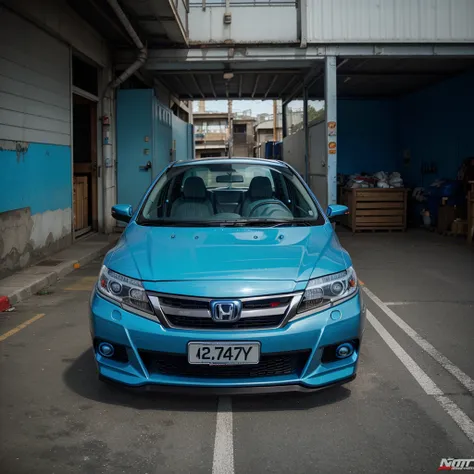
232, 117, 256, 157
254, 114, 283, 158
193, 109, 256, 158
194, 112, 229, 158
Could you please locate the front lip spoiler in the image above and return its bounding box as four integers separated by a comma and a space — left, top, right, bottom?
98, 374, 356, 396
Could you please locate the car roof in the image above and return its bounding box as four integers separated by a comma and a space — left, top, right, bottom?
172, 157, 288, 168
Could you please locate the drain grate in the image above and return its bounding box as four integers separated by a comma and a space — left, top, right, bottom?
36, 259, 64, 267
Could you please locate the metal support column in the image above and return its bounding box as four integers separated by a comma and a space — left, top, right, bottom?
282, 102, 287, 139
325, 56, 337, 205
303, 86, 309, 183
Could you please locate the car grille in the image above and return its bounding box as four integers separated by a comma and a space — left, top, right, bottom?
166, 314, 285, 329
148, 293, 298, 330
139, 350, 311, 379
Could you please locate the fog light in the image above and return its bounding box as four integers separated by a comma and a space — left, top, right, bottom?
335, 342, 354, 359
98, 342, 115, 358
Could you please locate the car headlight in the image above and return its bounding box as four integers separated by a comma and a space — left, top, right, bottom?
298, 266, 358, 314
97, 265, 154, 314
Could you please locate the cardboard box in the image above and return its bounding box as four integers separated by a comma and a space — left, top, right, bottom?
451, 219, 468, 236
437, 205, 456, 233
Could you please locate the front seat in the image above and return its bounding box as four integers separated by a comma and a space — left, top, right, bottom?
170, 176, 214, 219
241, 176, 279, 217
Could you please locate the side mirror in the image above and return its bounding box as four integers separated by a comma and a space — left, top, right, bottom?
326, 204, 349, 218
112, 204, 133, 223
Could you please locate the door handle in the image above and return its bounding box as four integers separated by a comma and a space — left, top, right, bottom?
139, 160, 152, 171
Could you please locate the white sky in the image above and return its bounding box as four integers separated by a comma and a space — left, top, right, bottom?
194, 100, 276, 115
193, 99, 319, 115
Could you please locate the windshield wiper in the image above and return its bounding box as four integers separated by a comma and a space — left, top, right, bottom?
138, 219, 215, 227
137, 218, 316, 228
239, 219, 315, 228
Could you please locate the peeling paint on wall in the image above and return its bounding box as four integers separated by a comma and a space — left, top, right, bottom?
0, 207, 72, 279
30, 208, 72, 248
0, 139, 29, 161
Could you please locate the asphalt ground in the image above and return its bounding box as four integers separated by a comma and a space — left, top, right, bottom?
1, 229, 473, 474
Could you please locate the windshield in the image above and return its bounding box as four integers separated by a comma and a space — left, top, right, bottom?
138, 161, 323, 227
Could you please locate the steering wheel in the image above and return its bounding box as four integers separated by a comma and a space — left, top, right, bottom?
248, 200, 293, 219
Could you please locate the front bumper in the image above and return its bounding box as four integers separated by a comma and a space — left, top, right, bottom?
89, 291, 365, 391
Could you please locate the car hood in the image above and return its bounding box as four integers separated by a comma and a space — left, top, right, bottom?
105, 222, 347, 291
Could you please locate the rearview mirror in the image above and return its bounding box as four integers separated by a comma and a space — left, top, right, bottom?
326, 204, 349, 218
216, 174, 244, 183
112, 204, 133, 223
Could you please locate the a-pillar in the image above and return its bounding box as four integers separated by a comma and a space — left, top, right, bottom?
303, 86, 309, 183
325, 56, 337, 205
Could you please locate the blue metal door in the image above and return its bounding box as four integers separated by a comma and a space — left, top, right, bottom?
153, 101, 173, 174
117, 89, 154, 211
172, 114, 194, 161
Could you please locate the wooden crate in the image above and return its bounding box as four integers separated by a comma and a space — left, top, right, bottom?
73, 176, 88, 231
343, 188, 408, 232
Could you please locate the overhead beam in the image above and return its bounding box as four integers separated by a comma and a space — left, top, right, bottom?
336, 72, 454, 78
148, 69, 303, 75
283, 63, 323, 104
114, 44, 474, 70
86, 0, 133, 45
278, 76, 299, 97
208, 74, 217, 98
251, 74, 260, 98
173, 75, 193, 99
264, 75, 279, 99
191, 74, 205, 98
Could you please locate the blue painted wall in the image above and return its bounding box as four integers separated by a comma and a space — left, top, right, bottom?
0, 143, 72, 214
397, 69, 474, 187
337, 99, 398, 175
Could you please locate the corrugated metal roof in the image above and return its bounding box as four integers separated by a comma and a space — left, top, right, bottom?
307, 0, 474, 43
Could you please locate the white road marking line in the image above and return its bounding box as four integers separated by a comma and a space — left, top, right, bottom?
366, 310, 474, 444
363, 286, 474, 395
384, 302, 414, 306
212, 396, 234, 474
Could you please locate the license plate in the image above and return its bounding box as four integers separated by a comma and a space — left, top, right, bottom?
187, 341, 260, 365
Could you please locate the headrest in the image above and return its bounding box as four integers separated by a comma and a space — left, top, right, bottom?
248, 176, 273, 200
183, 176, 207, 199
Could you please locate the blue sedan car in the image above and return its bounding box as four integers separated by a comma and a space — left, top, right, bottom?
90, 158, 365, 393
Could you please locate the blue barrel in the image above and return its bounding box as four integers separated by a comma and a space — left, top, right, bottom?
265, 141, 274, 159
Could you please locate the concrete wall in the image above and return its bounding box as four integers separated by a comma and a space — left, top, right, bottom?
172, 114, 194, 161
283, 128, 305, 177
397, 69, 474, 187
